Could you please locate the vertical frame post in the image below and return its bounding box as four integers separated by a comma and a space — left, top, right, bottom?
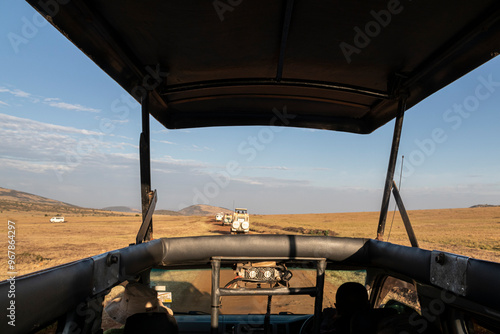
139, 92, 153, 243
313, 259, 326, 334
377, 97, 406, 240
211, 258, 221, 334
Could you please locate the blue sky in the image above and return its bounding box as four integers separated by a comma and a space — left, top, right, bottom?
1, 1, 499, 214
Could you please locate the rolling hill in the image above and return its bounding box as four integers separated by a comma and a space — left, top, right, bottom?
154, 209, 183, 216
0, 186, 82, 212
102, 205, 232, 216
0, 186, 233, 216
0, 187, 120, 215
102, 206, 140, 213
0, 186, 77, 206
178, 204, 232, 216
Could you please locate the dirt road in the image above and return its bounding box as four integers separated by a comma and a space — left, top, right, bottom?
208, 219, 234, 235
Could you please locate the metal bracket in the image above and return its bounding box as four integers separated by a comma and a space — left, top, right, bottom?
391, 181, 419, 247
430, 251, 469, 296
92, 252, 120, 294
210, 257, 325, 334
136, 189, 158, 244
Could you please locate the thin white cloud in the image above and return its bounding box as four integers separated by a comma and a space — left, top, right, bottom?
0, 87, 100, 113
231, 178, 265, 186
188, 144, 213, 152
0, 113, 102, 136
153, 139, 175, 145
153, 155, 208, 169
103, 152, 209, 174
0, 87, 32, 98
45, 100, 100, 113
94, 115, 129, 124
111, 119, 128, 124
152, 168, 177, 174
109, 134, 134, 140
0, 100, 8, 106
230, 176, 311, 188
242, 166, 290, 171
0, 113, 110, 176
152, 129, 170, 134
107, 142, 138, 150
110, 153, 138, 160
0, 157, 73, 174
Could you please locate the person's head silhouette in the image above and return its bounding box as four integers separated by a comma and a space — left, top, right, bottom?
335, 282, 369, 316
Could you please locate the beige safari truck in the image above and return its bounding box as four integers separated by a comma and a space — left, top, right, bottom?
231, 208, 250, 234
223, 213, 233, 226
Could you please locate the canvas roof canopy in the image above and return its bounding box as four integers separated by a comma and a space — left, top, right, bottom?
29, 0, 500, 133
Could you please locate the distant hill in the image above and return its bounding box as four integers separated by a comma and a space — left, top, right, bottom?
178, 204, 232, 216
0, 186, 234, 217
0, 186, 83, 212
102, 206, 140, 213
470, 204, 500, 208
0, 186, 119, 215
155, 209, 183, 216
0, 186, 77, 207
101, 205, 232, 216
102, 205, 228, 216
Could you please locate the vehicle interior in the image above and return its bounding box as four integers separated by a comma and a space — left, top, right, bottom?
2, 1, 500, 333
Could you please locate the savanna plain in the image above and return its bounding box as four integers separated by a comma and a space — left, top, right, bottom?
1, 206, 500, 281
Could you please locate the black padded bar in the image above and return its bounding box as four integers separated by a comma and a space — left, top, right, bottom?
160, 235, 369, 266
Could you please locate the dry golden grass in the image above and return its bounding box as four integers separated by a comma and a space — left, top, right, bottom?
252, 207, 500, 261
1, 207, 499, 281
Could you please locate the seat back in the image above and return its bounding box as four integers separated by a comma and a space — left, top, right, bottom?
124, 312, 178, 334
350, 308, 398, 334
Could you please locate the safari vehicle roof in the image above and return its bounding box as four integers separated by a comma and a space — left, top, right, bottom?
28, 0, 500, 133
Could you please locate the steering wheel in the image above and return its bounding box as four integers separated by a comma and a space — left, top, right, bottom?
298, 314, 315, 334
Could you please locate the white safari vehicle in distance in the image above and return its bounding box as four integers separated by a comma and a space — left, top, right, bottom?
50, 217, 65, 223
231, 208, 250, 234
215, 212, 224, 222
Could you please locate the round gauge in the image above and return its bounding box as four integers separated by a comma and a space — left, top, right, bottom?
263, 269, 273, 279
248, 268, 257, 279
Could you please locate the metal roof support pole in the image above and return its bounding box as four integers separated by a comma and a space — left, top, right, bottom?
138, 91, 153, 243
211, 258, 221, 334
313, 259, 326, 334
391, 181, 419, 247
376, 97, 407, 240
